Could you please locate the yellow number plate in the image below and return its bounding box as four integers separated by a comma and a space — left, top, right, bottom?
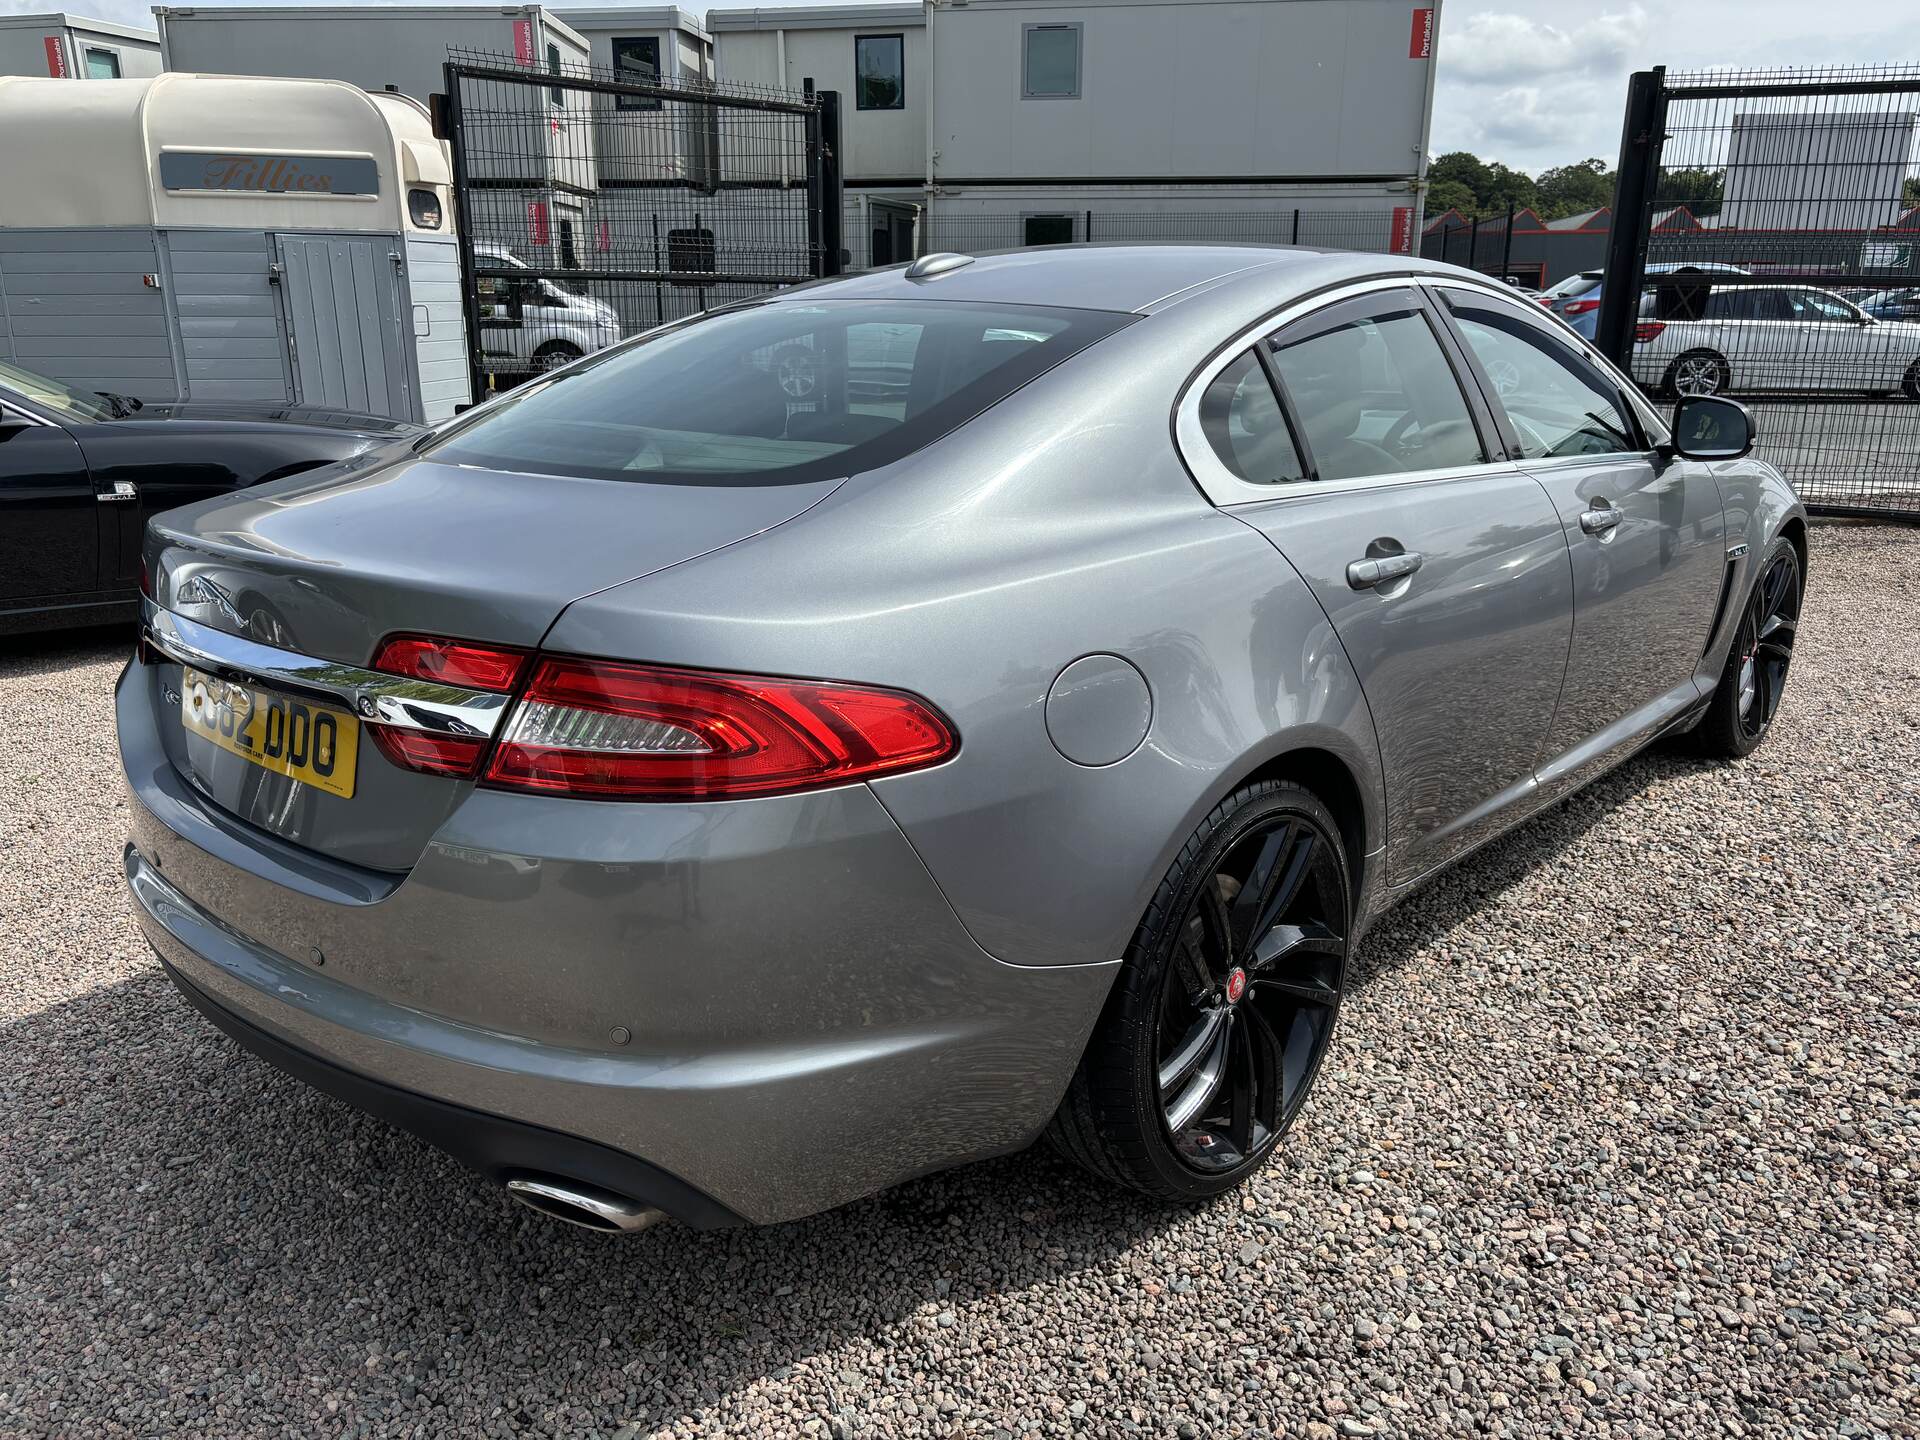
180, 667, 359, 799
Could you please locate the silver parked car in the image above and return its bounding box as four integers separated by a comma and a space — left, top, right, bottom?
120, 247, 1807, 1232
1632, 282, 1920, 398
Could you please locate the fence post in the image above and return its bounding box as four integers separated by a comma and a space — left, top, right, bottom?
802, 78, 825, 279
1501, 204, 1515, 281
818, 89, 844, 276
1085, 208, 1093, 242
1596, 66, 1667, 368
651, 213, 664, 328
1467, 215, 1479, 271
441, 61, 488, 403
1292, 208, 1301, 245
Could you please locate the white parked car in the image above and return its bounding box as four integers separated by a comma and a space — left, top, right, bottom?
473, 246, 623, 375
1632, 283, 1920, 399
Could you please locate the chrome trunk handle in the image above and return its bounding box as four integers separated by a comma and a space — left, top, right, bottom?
142, 599, 511, 740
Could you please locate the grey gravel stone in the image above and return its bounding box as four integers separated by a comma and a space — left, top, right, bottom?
2, 523, 1916, 1439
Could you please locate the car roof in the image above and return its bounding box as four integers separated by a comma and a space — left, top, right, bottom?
779, 244, 1462, 315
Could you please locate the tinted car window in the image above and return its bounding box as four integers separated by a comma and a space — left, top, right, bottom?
427, 300, 1130, 485
1266, 306, 1484, 481
1198, 352, 1307, 485
1787, 289, 1857, 322
1447, 297, 1638, 460
0, 357, 114, 423
1543, 272, 1602, 300
1704, 289, 1760, 321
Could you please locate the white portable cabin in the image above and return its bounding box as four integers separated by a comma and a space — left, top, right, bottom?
0, 12, 162, 81
0, 73, 470, 421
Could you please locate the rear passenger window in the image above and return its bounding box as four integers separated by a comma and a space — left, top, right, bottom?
1446, 297, 1638, 460
1266, 307, 1485, 481
1198, 352, 1307, 485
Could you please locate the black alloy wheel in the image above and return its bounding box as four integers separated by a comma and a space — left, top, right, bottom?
1687, 536, 1803, 759
1050, 781, 1351, 1201
1734, 548, 1802, 742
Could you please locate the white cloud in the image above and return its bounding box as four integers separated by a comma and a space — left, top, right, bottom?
1445, 7, 1648, 85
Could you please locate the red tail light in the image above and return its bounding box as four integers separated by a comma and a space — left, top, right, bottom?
366, 634, 529, 778
1634, 321, 1667, 343
482, 657, 958, 799
1564, 299, 1602, 316
371, 634, 529, 692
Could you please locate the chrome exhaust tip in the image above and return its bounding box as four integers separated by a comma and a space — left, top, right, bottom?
504, 1175, 666, 1234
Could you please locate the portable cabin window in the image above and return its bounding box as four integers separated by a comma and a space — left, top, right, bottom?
612, 35, 661, 110
855, 34, 905, 110
83, 47, 120, 79
547, 42, 565, 106
1022, 23, 1081, 99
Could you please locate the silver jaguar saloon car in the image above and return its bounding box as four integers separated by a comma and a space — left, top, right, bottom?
120, 246, 1807, 1232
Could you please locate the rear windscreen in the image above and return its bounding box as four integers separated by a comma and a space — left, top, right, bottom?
426, 298, 1131, 485
1543, 273, 1603, 300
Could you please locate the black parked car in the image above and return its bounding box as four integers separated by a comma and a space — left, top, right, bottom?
1, 360, 417, 634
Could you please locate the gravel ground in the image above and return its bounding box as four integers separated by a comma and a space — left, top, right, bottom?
3, 523, 1917, 1440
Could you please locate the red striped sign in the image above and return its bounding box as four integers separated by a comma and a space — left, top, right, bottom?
512, 18, 535, 65
43, 35, 69, 77
528, 200, 551, 247
1391, 206, 1414, 255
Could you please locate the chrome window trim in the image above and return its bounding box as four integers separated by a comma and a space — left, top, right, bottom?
142, 600, 513, 740
0, 398, 53, 427
1174, 274, 1528, 507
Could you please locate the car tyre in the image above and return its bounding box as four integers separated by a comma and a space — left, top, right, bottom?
533, 341, 584, 374
1902, 359, 1920, 402
1048, 780, 1350, 1202
1663, 350, 1730, 398
1685, 536, 1802, 760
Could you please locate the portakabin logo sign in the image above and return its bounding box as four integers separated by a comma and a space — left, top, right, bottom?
1408, 7, 1435, 59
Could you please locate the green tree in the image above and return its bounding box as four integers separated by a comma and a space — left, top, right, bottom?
1425, 151, 1540, 220
1903, 176, 1920, 209
1535, 158, 1614, 219
1660, 167, 1725, 218
1425, 178, 1477, 220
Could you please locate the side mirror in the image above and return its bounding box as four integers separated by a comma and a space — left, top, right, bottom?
1668, 394, 1754, 461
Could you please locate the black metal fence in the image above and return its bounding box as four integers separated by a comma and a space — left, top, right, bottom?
441, 50, 838, 398
1598, 64, 1920, 520
913, 207, 1415, 259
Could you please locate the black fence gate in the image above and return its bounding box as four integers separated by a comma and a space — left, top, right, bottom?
441, 51, 840, 399
1597, 65, 1920, 520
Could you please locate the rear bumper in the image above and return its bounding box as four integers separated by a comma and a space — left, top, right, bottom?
152, 932, 745, 1229
119, 664, 1117, 1226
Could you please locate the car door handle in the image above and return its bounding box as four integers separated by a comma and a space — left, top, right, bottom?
1346, 550, 1425, 590
95, 480, 138, 503
1580, 505, 1623, 535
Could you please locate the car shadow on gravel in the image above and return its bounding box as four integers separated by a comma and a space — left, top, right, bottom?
0, 624, 133, 677
2, 743, 1700, 1431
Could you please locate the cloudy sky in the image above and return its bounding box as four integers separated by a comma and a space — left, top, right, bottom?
1429, 0, 1920, 171
11, 0, 1920, 177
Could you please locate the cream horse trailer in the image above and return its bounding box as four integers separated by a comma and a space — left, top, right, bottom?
0, 73, 469, 421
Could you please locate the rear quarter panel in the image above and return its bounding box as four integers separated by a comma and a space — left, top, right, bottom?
545, 311, 1387, 968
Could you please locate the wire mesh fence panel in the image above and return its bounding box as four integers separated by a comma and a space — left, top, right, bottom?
1603, 64, 1920, 518
443, 50, 829, 397
916, 208, 1413, 258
